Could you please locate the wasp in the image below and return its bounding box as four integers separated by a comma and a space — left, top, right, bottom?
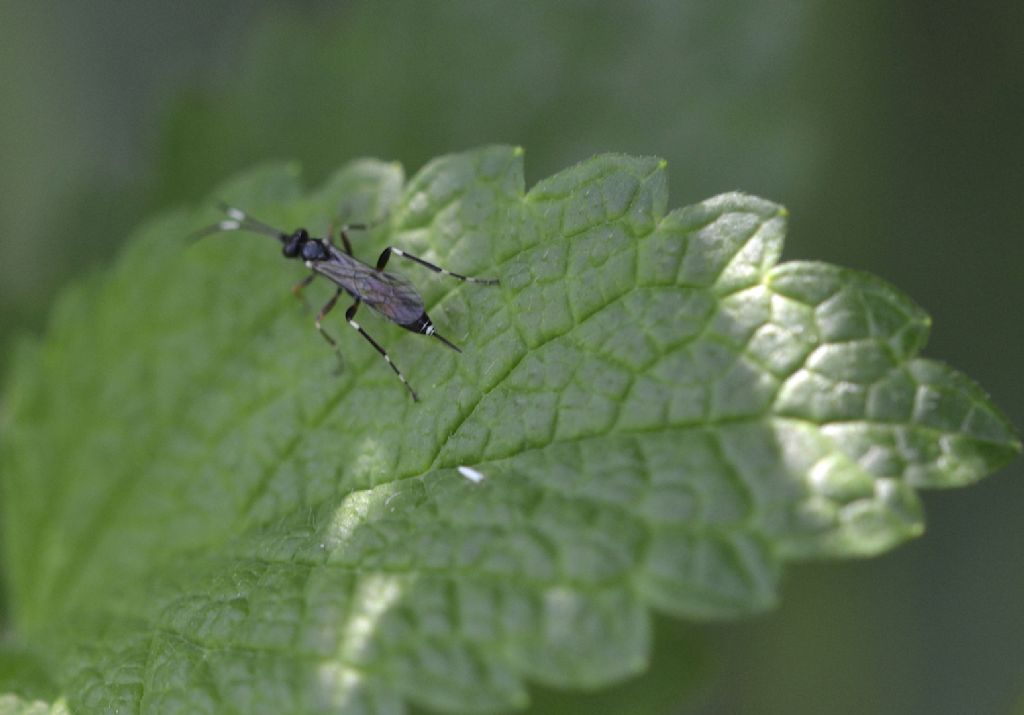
200, 205, 498, 401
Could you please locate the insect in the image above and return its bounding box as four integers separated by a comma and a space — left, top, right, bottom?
199, 204, 499, 401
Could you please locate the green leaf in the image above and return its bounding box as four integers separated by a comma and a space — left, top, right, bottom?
1, 147, 1017, 713
0, 695, 68, 715
0, 645, 57, 708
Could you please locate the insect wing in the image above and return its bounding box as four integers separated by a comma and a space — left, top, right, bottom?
309, 248, 364, 288
354, 270, 425, 325
313, 247, 425, 325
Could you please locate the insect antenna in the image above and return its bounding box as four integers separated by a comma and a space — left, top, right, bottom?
217, 203, 287, 238
190, 204, 288, 242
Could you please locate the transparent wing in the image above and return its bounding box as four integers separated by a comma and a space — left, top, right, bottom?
352, 270, 425, 325
313, 248, 425, 326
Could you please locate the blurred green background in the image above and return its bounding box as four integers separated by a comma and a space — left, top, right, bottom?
1, 1, 1021, 713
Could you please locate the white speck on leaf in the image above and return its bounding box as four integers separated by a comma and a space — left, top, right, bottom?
458, 465, 485, 483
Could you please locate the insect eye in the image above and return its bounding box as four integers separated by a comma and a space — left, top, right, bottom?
301, 241, 325, 261
282, 239, 301, 258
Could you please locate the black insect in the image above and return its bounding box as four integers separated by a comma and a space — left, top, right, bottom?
200, 205, 499, 401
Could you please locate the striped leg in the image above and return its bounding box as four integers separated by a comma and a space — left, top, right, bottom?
315, 287, 345, 372
345, 300, 419, 402
375, 246, 500, 285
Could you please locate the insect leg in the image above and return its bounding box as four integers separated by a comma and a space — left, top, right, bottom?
345, 300, 419, 402
315, 287, 346, 371
338, 227, 354, 256
324, 222, 354, 256
375, 247, 500, 285
291, 272, 316, 306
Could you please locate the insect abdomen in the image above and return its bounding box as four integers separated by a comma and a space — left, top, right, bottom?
401, 311, 434, 335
